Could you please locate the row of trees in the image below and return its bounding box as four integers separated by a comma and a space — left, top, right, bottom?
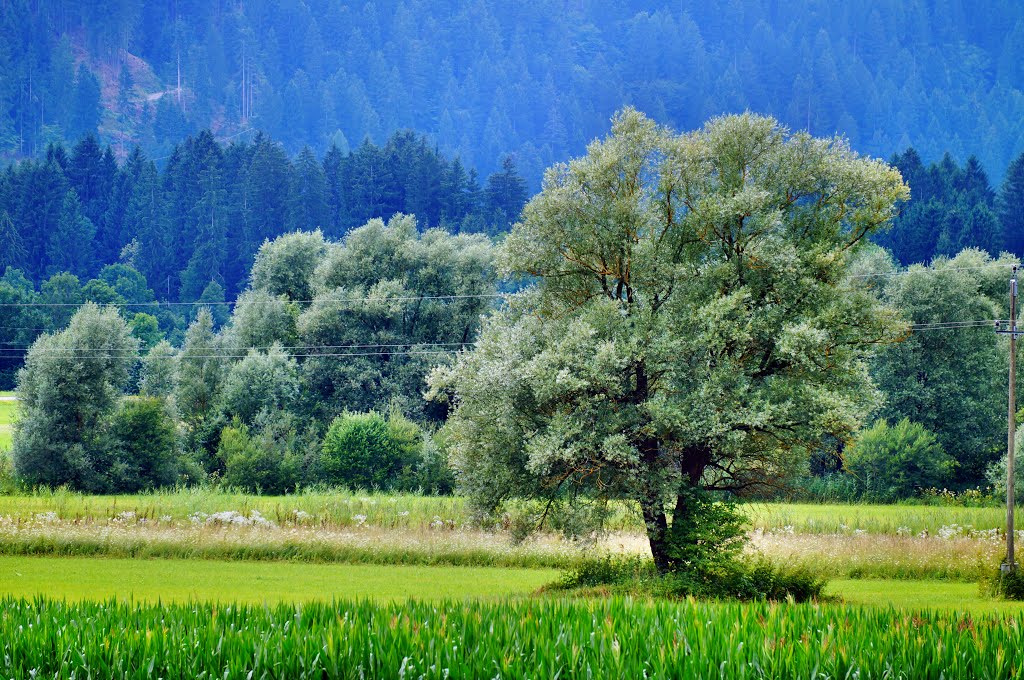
4, 1, 1024, 187
5, 220, 1023, 497
12, 216, 494, 493
0, 132, 527, 299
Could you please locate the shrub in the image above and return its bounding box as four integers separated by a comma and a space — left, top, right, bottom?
844, 418, 954, 501
103, 398, 180, 492
986, 428, 1024, 503
219, 421, 300, 495
556, 555, 825, 603
319, 411, 422, 490
982, 566, 1024, 600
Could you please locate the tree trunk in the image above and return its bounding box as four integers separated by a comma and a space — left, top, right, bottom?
640, 444, 712, 575
638, 434, 673, 573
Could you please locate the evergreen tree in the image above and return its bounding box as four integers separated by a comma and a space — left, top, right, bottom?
0, 210, 26, 271
322, 143, 349, 236
288, 146, 328, 231
241, 136, 292, 277
47, 190, 96, 277
1000, 152, 1024, 255
484, 155, 528, 232
69, 65, 102, 141
179, 159, 227, 302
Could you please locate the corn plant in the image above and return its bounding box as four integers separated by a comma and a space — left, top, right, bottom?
0, 596, 1020, 679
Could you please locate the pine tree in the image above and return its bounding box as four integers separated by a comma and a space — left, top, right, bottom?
485, 155, 529, 231
47, 190, 96, 277
180, 161, 227, 302
69, 65, 102, 141
999, 152, 1024, 255
0, 210, 26, 271
322, 143, 348, 236
288, 146, 328, 231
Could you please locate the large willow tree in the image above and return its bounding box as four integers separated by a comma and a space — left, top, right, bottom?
431, 109, 909, 573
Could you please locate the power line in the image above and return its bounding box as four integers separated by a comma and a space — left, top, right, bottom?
0, 349, 463, 360
0, 340, 473, 351
0, 292, 507, 309
848, 263, 1017, 280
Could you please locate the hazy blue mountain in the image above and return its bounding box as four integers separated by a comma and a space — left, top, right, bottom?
2, 1, 1024, 187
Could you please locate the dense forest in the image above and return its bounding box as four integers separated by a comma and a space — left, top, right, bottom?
0, 131, 527, 296
3, 1, 1024, 186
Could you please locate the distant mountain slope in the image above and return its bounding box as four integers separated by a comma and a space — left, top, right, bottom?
2, 1, 1024, 184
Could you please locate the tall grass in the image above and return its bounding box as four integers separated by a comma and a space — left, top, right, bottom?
2, 488, 1017, 536
1, 596, 1020, 678
744, 501, 1016, 535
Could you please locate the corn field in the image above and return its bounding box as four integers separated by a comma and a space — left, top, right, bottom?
1, 596, 1020, 679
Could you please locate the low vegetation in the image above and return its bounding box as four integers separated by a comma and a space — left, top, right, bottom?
2, 596, 1022, 679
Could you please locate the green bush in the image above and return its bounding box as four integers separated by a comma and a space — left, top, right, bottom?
319, 411, 422, 490
219, 421, 300, 494
982, 566, 1024, 600
556, 555, 825, 603
103, 398, 180, 493
844, 418, 955, 501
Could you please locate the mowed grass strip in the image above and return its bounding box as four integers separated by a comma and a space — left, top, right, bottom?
829, 579, 1024, 615
0, 555, 557, 603
3, 595, 1023, 679
0, 555, 1021, 615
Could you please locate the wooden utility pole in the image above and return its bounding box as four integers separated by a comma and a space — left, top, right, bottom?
997, 265, 1019, 572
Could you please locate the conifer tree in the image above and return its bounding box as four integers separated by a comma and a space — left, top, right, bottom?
47, 190, 96, 277
1000, 152, 1024, 254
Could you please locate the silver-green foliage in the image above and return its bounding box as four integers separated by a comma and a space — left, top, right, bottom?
294, 214, 496, 419
13, 303, 139, 489
173, 308, 224, 449
248, 229, 329, 302
220, 345, 299, 426
138, 340, 178, 398
432, 109, 909, 571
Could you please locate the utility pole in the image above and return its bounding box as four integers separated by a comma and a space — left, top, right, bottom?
996, 264, 1019, 572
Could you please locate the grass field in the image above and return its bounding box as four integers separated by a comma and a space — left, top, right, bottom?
0, 555, 557, 603
0, 483, 1021, 677
830, 578, 1024, 614
744, 501, 1013, 535
2, 595, 1022, 679
0, 554, 1018, 614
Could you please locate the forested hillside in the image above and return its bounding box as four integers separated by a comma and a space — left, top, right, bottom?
0, 132, 527, 298
3, 0, 1024, 185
